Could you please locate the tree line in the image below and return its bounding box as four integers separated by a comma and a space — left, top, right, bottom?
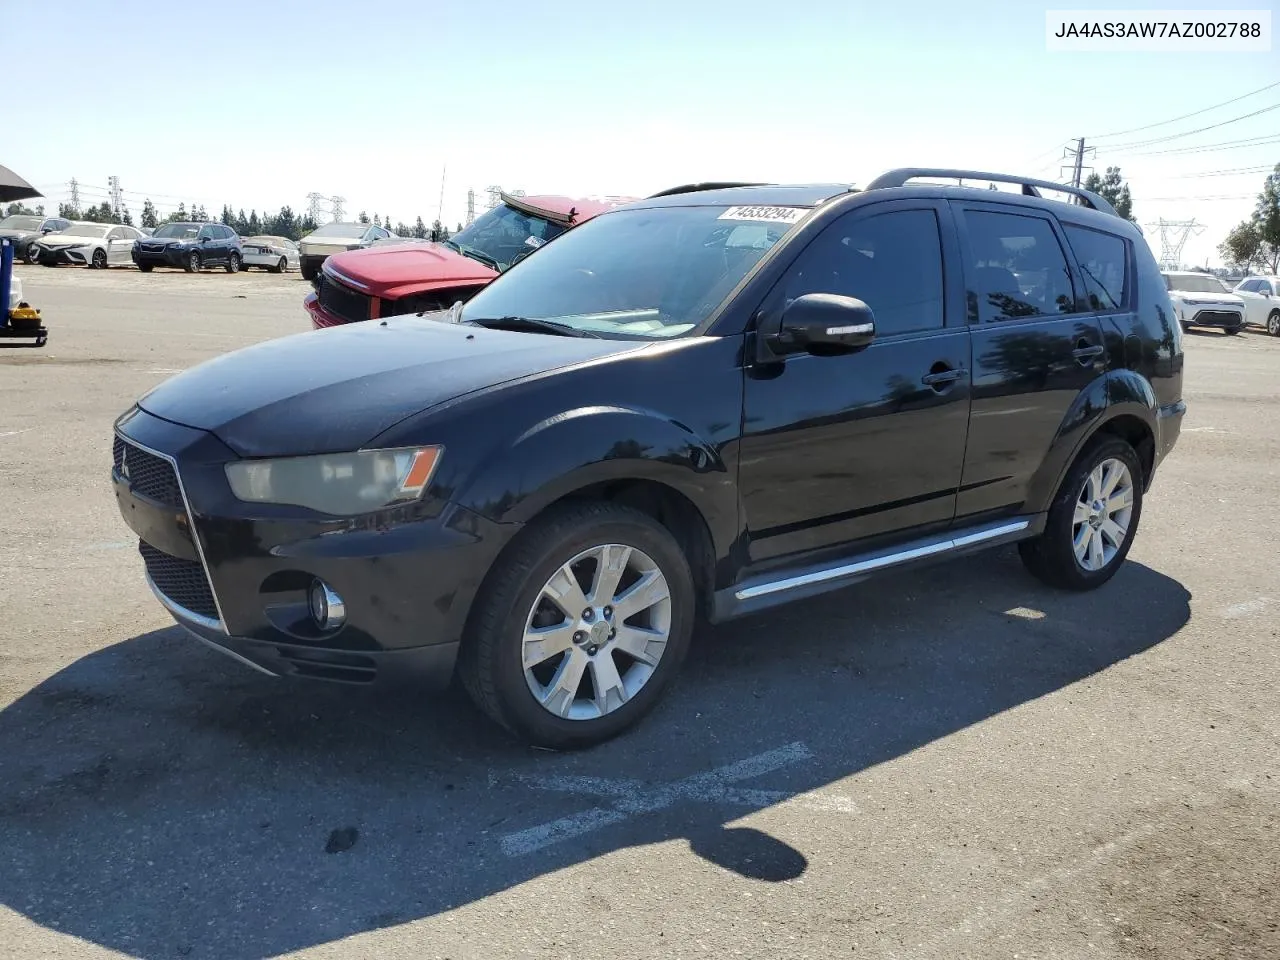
1218, 163, 1280, 274
5, 200, 464, 244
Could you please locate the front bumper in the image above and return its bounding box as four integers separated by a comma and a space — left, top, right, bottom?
112, 406, 519, 688
132, 245, 191, 267
1182, 307, 1245, 329
304, 291, 347, 329
35, 246, 90, 265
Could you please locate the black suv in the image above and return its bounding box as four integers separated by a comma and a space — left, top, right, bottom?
110, 168, 1185, 748
132, 222, 244, 273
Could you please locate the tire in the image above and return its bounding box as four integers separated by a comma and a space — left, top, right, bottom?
300, 261, 318, 281
269, 257, 286, 274
91, 248, 107, 269
1179, 320, 1190, 332
185, 251, 200, 273
458, 502, 696, 749
137, 264, 153, 273
225, 251, 241, 273
23, 243, 39, 265
1225, 325, 1241, 335
1267, 311, 1280, 337
1018, 435, 1144, 591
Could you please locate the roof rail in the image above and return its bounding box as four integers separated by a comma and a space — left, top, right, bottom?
864, 168, 1120, 218
645, 181, 769, 199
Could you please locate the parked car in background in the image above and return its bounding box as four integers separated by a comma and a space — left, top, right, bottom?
31, 222, 144, 268
241, 235, 300, 273
305, 193, 629, 329
0, 214, 73, 263
132, 222, 244, 273
1233, 275, 1280, 336
298, 222, 391, 280
1162, 271, 1246, 334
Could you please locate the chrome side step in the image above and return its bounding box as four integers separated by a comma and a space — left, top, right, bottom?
714, 517, 1038, 621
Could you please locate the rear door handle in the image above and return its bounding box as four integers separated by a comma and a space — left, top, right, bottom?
921, 367, 965, 388
1072, 342, 1104, 364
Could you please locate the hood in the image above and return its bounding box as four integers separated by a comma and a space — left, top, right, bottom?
0, 228, 37, 241
1170, 289, 1244, 306
38, 234, 103, 248
324, 243, 496, 299
136, 316, 638, 457
138, 236, 188, 247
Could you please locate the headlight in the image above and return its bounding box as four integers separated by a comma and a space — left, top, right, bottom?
225, 446, 442, 515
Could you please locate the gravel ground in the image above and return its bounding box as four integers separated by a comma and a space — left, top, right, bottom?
1, 264, 1277, 960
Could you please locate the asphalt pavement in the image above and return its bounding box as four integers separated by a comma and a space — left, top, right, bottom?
1, 264, 1276, 960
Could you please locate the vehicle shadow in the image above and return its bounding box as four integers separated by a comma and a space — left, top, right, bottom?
0, 550, 1190, 959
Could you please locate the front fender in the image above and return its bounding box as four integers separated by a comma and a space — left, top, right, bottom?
453, 404, 740, 562
1024, 369, 1157, 512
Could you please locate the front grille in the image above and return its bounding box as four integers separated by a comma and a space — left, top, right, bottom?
114, 437, 183, 508
140, 541, 219, 620
316, 273, 373, 325
1191, 310, 1243, 326
140, 243, 166, 253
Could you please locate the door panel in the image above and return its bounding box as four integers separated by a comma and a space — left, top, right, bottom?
739, 200, 972, 564
952, 204, 1110, 518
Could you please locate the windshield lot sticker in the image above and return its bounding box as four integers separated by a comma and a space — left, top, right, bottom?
524, 236, 545, 248
718, 206, 807, 224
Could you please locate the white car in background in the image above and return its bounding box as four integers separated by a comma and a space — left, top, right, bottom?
1162, 271, 1246, 335
298, 221, 391, 281
1233, 275, 1280, 336
241, 235, 300, 273
31, 222, 144, 269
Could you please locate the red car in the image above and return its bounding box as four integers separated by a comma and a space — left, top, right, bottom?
304, 192, 631, 329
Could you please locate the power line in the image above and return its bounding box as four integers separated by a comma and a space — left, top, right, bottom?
1087, 80, 1280, 140
1120, 134, 1280, 158
1099, 102, 1280, 151
1169, 165, 1273, 178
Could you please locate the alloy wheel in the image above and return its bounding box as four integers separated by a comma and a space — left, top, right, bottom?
92, 248, 107, 269
1072, 457, 1134, 572
522, 543, 672, 720
1268, 312, 1280, 337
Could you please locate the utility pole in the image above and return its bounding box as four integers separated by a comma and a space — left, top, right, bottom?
1147, 218, 1206, 270
437, 164, 447, 223
68, 177, 80, 213
1061, 138, 1096, 188
306, 192, 324, 225
465, 188, 476, 225
330, 196, 346, 222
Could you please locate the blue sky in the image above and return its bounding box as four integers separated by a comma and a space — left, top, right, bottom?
5, 0, 1277, 265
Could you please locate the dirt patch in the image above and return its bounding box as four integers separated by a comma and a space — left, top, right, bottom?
1099, 788, 1280, 959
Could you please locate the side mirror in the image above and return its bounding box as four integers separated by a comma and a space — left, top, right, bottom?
769, 293, 876, 356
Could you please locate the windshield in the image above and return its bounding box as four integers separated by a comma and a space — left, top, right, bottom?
65, 224, 111, 238
459, 205, 803, 339
449, 203, 566, 271
153, 222, 201, 240
0, 216, 43, 231
1166, 274, 1229, 294
307, 223, 365, 239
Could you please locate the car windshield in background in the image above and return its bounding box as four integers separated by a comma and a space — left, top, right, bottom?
1166, 274, 1229, 294
307, 223, 366, 239
459, 204, 806, 339
152, 223, 201, 240
67, 224, 111, 238
449, 203, 567, 271
1, 216, 43, 231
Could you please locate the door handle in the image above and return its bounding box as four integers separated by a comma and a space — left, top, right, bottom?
921, 366, 965, 389
1072, 340, 1105, 364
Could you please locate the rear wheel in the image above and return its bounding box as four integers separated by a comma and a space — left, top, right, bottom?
1267, 311, 1280, 337
459, 502, 695, 749
1019, 436, 1143, 591
225, 251, 241, 273
185, 251, 201, 273
269, 256, 286, 274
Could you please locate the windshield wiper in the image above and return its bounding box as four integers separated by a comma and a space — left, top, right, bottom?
466, 316, 601, 338
458, 247, 500, 270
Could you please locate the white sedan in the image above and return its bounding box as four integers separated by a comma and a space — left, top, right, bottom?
1233, 275, 1280, 336
31, 222, 144, 269
241, 235, 300, 273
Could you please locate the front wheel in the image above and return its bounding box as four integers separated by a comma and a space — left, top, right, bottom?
459, 502, 696, 749
300, 260, 318, 281
1267, 311, 1280, 337
1225, 325, 1241, 335
185, 251, 201, 273
23, 244, 40, 265
137, 263, 153, 273
1019, 436, 1143, 591
91, 248, 107, 269
225, 251, 241, 273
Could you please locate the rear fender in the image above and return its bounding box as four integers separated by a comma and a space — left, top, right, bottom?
1024, 369, 1156, 511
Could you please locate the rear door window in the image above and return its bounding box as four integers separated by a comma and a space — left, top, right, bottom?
962, 210, 1076, 322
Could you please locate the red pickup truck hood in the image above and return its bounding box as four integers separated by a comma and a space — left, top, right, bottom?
324, 243, 497, 300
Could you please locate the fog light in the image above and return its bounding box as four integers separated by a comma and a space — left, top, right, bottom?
308, 579, 346, 631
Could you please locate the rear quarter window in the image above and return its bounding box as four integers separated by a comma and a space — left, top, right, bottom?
1063, 224, 1129, 311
